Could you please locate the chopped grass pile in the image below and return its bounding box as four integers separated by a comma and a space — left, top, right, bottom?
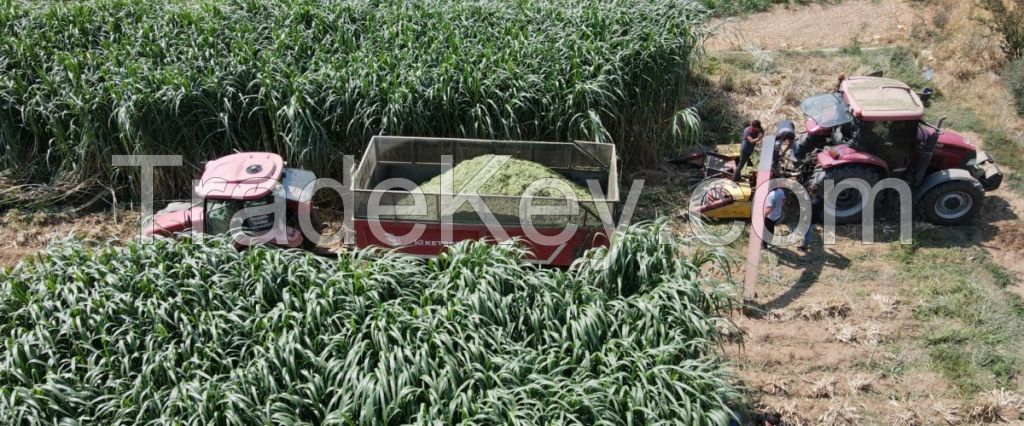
0, 221, 741, 424
401, 154, 595, 222
417, 155, 593, 199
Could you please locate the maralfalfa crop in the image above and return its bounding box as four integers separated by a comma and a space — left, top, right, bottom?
0, 0, 708, 203
0, 221, 741, 424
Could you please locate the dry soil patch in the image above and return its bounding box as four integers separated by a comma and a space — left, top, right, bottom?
707, 0, 916, 51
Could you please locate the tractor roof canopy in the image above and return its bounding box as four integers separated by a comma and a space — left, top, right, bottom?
195, 152, 284, 200
841, 77, 924, 121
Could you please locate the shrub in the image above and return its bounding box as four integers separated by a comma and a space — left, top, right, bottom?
1007, 57, 1024, 117
979, 0, 1024, 60
0, 221, 742, 424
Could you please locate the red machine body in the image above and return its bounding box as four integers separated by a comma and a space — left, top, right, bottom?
145, 152, 318, 248
796, 76, 1002, 225
352, 220, 608, 266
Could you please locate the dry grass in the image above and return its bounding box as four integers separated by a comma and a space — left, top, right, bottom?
927, 0, 1006, 81
0, 210, 139, 249
707, 51, 859, 142
761, 376, 792, 396
872, 293, 902, 318
795, 299, 852, 320
765, 308, 790, 321
834, 324, 860, 344
808, 376, 838, 399
968, 389, 1024, 423
888, 402, 922, 426
817, 402, 860, 425
932, 400, 962, 425
706, 0, 915, 51
847, 375, 873, 394
863, 321, 891, 346
925, 0, 1024, 137
831, 321, 890, 346
934, 26, 1005, 82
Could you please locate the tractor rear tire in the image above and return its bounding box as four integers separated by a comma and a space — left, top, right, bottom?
823, 165, 883, 225
918, 179, 984, 226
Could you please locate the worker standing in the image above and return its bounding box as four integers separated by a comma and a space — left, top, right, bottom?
774, 120, 796, 162
799, 184, 824, 253
762, 186, 785, 249
733, 120, 764, 181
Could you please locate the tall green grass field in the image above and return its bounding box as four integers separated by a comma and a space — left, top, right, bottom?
0, 0, 709, 201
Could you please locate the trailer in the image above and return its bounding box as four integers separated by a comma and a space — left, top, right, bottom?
351, 136, 620, 266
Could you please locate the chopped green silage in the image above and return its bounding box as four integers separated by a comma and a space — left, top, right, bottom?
416, 155, 593, 199
397, 155, 595, 223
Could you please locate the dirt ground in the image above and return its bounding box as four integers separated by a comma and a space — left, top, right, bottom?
723, 207, 1023, 423
706, 0, 917, 51
0, 211, 139, 268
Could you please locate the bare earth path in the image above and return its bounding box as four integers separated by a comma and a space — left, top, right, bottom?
707, 0, 916, 51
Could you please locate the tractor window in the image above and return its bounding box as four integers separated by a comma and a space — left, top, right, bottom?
858, 121, 918, 169
205, 197, 274, 235
801, 93, 853, 128
857, 122, 885, 152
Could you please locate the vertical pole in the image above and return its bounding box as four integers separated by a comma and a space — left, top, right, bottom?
742, 136, 776, 302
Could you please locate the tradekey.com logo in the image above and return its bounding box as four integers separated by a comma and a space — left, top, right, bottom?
113, 154, 915, 251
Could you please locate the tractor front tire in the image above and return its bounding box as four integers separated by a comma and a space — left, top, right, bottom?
823, 165, 883, 225
918, 179, 984, 226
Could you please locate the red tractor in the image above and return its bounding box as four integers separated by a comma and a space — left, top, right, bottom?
145, 152, 322, 248
792, 76, 1003, 225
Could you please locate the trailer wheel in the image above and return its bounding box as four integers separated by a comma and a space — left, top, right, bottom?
301, 209, 325, 250
919, 179, 984, 226
823, 165, 882, 224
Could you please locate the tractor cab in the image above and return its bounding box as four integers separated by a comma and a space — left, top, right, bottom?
833, 77, 925, 173
799, 77, 924, 165
146, 152, 321, 248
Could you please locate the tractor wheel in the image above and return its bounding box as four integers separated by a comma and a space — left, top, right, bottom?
918, 179, 984, 226
823, 165, 882, 224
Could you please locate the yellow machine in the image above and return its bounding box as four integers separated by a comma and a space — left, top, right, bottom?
673, 142, 757, 220
696, 179, 753, 219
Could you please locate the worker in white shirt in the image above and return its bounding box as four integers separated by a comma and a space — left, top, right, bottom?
763, 187, 785, 249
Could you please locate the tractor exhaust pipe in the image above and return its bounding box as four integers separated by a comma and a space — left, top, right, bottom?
913, 116, 946, 187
